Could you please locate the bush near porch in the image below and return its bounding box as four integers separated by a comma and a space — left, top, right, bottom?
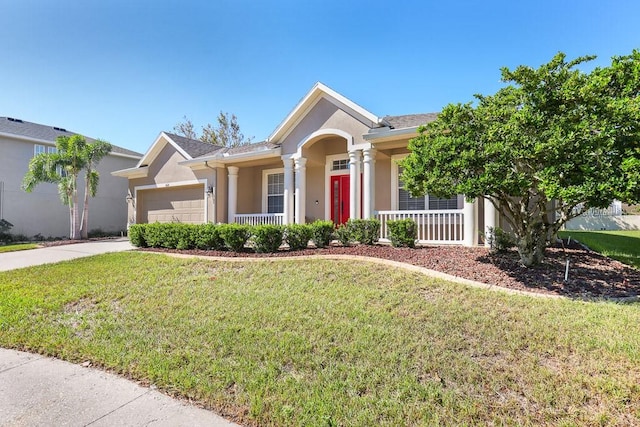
128, 218, 410, 252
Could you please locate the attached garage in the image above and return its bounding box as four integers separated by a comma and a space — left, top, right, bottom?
138, 184, 205, 224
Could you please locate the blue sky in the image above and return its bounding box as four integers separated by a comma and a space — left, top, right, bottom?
1, 0, 638, 154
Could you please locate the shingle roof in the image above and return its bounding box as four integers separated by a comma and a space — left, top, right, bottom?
383, 113, 439, 129
0, 116, 142, 157
163, 132, 226, 158
222, 140, 279, 156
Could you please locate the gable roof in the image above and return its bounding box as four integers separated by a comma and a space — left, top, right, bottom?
163, 132, 225, 158
0, 116, 142, 158
267, 82, 381, 144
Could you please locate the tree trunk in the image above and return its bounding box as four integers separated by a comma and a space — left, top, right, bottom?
70, 191, 80, 240
80, 175, 90, 239
516, 226, 547, 267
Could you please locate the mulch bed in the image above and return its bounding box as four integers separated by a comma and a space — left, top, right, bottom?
141, 240, 640, 300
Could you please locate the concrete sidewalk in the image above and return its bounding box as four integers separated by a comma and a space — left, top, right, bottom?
0, 348, 238, 426
0, 239, 134, 272
0, 240, 241, 426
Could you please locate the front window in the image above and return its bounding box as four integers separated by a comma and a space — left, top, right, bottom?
397, 166, 458, 210
266, 172, 284, 213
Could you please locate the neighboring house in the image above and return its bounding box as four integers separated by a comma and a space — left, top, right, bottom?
0, 117, 142, 238
113, 83, 500, 246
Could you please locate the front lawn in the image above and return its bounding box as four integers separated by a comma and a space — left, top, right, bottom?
0, 243, 38, 253
559, 230, 640, 269
1, 252, 639, 425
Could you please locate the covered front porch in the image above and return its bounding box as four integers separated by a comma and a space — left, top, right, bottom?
225, 134, 497, 246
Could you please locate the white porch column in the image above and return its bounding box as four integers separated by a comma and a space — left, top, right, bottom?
463, 197, 478, 247
348, 150, 362, 220
294, 157, 307, 224
283, 157, 294, 225
484, 197, 497, 247
227, 166, 239, 223
362, 148, 376, 219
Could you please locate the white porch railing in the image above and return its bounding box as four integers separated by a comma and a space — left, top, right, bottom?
572, 201, 623, 217
234, 213, 284, 226
376, 210, 465, 244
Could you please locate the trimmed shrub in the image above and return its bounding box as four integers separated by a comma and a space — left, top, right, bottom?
219, 223, 252, 252
347, 219, 380, 245
486, 226, 516, 253
252, 224, 284, 253
176, 224, 197, 250
285, 224, 312, 251
143, 223, 164, 248
194, 223, 225, 250
310, 220, 334, 248
387, 218, 417, 248
335, 224, 352, 246
128, 224, 147, 247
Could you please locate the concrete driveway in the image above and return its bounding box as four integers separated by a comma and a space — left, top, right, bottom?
0, 238, 134, 272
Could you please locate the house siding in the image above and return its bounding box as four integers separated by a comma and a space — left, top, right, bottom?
0, 135, 138, 237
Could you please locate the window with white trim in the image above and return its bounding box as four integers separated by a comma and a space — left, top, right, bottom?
397, 165, 459, 210
332, 159, 349, 171
33, 144, 65, 176
266, 172, 284, 213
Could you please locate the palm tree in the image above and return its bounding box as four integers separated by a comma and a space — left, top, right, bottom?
80, 140, 112, 239
22, 135, 112, 240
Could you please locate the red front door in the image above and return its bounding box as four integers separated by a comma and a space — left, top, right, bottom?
330, 175, 350, 225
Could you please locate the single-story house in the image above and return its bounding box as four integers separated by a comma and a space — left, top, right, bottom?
0, 117, 142, 238
113, 83, 500, 246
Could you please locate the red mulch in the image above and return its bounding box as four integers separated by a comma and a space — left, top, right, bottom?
141, 240, 640, 300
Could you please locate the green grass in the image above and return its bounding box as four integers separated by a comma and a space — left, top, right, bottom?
0, 243, 39, 253
1, 252, 639, 426
559, 230, 640, 269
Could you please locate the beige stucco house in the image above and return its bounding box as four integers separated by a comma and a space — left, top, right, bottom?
113, 83, 499, 246
0, 117, 142, 238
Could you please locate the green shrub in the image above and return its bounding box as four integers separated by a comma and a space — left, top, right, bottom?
285, 224, 312, 251
486, 226, 516, 253
335, 224, 352, 246
310, 220, 335, 248
347, 219, 380, 245
143, 223, 163, 248
252, 225, 284, 253
176, 224, 197, 250
0, 219, 13, 243
387, 219, 417, 248
220, 223, 252, 252
128, 224, 147, 247
194, 223, 225, 250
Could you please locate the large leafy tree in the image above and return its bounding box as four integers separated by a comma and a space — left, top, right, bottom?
22, 135, 112, 240
400, 51, 640, 267
174, 111, 253, 147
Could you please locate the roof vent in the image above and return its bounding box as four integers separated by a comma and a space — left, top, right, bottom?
7, 117, 23, 123
53, 126, 67, 132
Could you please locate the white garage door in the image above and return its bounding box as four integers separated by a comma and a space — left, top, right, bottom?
139, 185, 204, 224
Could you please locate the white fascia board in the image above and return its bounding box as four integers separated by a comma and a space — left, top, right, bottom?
136, 132, 192, 168
178, 158, 224, 170
267, 82, 380, 143
110, 151, 143, 160
111, 165, 149, 178
363, 126, 419, 142
219, 147, 282, 163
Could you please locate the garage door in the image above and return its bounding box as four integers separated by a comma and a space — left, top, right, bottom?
139, 185, 204, 224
